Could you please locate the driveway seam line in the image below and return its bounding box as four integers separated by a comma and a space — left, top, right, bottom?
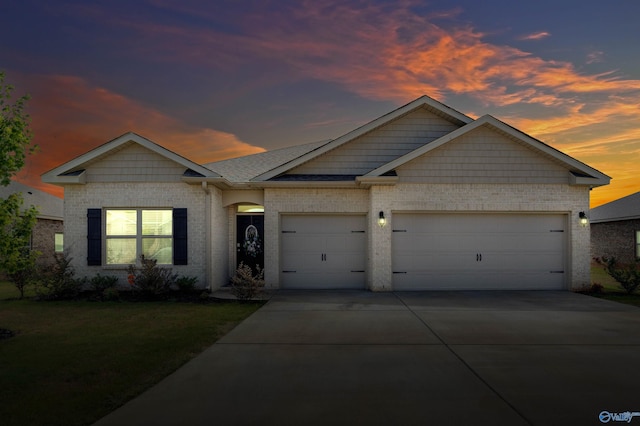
393, 292, 534, 426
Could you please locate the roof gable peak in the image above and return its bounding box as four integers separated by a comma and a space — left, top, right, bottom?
252, 95, 473, 181
42, 132, 219, 184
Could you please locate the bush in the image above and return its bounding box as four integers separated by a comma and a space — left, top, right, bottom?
596, 257, 640, 294
102, 287, 120, 301
36, 252, 84, 300
8, 256, 37, 299
176, 276, 198, 292
90, 273, 119, 293
589, 283, 604, 294
230, 262, 264, 300
127, 255, 177, 297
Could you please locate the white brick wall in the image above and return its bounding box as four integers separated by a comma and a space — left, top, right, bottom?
369, 183, 591, 291
63, 182, 208, 288
64, 181, 591, 292
261, 183, 591, 291
263, 188, 369, 287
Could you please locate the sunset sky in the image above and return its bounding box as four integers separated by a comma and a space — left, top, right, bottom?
2, 0, 639, 207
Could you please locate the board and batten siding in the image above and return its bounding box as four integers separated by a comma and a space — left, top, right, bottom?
290, 107, 462, 175
82, 143, 187, 183
397, 127, 569, 184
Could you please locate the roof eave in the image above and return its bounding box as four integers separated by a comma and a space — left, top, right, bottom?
181, 176, 233, 189
569, 173, 610, 188
42, 170, 87, 185
356, 176, 399, 187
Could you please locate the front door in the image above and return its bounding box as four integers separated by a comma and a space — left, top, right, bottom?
236, 215, 264, 273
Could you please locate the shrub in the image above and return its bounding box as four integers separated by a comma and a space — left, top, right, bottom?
36, 252, 84, 300
596, 257, 640, 294
90, 273, 119, 293
7, 256, 37, 299
230, 262, 264, 300
589, 283, 604, 294
102, 287, 120, 301
127, 255, 177, 297
176, 275, 198, 292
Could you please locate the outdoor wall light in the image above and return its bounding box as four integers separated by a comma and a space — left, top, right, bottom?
378, 211, 387, 227
579, 211, 589, 227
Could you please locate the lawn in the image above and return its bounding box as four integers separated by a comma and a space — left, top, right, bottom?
590, 264, 640, 308
0, 281, 262, 426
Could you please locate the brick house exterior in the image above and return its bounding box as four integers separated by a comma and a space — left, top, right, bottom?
0, 181, 64, 268
43, 95, 610, 291
590, 192, 640, 264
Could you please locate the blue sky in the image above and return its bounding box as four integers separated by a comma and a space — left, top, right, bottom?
2, 0, 639, 206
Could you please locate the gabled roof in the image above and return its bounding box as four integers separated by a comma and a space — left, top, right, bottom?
0, 180, 63, 220
590, 191, 640, 223
252, 95, 473, 182
363, 114, 610, 187
42, 132, 219, 184
205, 140, 330, 182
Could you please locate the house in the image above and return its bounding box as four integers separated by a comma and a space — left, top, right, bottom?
0, 180, 64, 266
42, 95, 610, 291
590, 191, 640, 264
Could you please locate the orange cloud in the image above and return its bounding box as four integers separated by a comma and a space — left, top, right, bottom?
19, 2, 640, 205
15, 74, 264, 197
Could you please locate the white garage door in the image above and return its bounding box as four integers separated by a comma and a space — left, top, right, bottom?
392, 213, 567, 290
281, 215, 367, 289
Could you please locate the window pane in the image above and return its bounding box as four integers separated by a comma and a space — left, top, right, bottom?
106, 210, 137, 236
142, 210, 172, 236
106, 238, 137, 264
143, 238, 172, 264
54, 233, 64, 252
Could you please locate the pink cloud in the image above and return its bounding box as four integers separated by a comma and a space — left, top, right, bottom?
518, 31, 551, 41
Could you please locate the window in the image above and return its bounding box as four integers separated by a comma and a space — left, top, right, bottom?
54, 233, 64, 253
636, 231, 640, 259
105, 209, 172, 265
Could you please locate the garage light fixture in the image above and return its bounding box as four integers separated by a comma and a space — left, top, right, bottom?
579, 211, 588, 227
378, 211, 386, 227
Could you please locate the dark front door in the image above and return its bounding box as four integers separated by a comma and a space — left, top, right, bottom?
236, 215, 264, 273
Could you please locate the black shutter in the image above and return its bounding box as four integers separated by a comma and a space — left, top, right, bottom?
173, 208, 188, 265
87, 209, 102, 266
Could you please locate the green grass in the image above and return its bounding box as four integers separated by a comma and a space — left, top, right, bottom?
0, 281, 262, 426
590, 264, 640, 308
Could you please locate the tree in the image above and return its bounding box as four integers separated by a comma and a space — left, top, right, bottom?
0, 71, 39, 298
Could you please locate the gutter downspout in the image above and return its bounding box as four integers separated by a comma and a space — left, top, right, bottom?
201, 181, 212, 291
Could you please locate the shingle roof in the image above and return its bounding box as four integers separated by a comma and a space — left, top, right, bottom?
590, 191, 640, 223
0, 181, 63, 220
204, 140, 330, 182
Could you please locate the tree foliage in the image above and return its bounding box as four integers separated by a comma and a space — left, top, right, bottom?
0, 71, 39, 297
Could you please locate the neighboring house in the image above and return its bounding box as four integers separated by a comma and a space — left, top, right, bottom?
42, 95, 610, 291
0, 180, 64, 266
590, 191, 640, 264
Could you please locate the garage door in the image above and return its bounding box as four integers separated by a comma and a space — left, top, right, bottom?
281, 215, 366, 289
392, 213, 567, 290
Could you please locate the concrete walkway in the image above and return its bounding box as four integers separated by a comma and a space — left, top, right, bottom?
94, 291, 640, 426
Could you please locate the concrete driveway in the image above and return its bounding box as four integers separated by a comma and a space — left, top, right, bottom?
94, 291, 640, 426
